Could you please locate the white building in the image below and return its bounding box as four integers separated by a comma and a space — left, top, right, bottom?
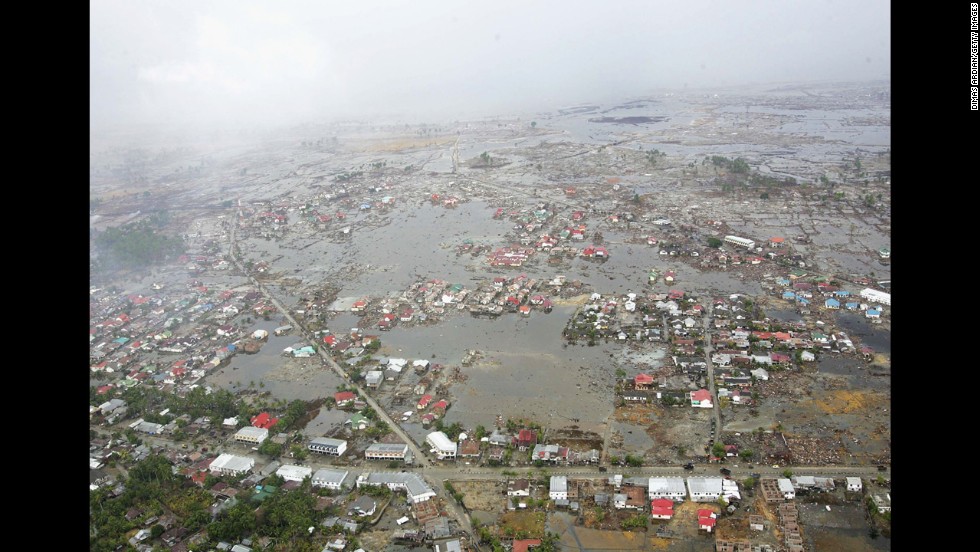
308, 437, 348, 456
364, 443, 410, 461
507, 479, 531, 497
99, 398, 127, 416
724, 235, 756, 250
312, 468, 349, 490
234, 426, 269, 445
859, 288, 891, 306
130, 419, 164, 435
209, 454, 255, 476
356, 472, 437, 503
777, 478, 795, 500
846, 477, 863, 492
687, 477, 724, 502
549, 476, 568, 500
276, 464, 313, 483
648, 477, 687, 502
721, 479, 741, 501
425, 431, 457, 459
365, 370, 384, 387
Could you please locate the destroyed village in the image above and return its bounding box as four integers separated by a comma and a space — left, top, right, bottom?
90, 80, 891, 552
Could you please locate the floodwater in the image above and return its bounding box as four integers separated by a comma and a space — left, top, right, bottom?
167, 82, 890, 458
205, 319, 345, 400
767, 308, 804, 324
609, 420, 656, 451
373, 305, 618, 434
835, 312, 891, 354
240, 199, 510, 298
302, 406, 351, 437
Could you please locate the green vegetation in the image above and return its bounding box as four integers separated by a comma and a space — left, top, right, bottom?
711, 155, 749, 173
209, 500, 257, 541
258, 480, 319, 542
621, 513, 649, 530
444, 481, 465, 504
259, 436, 284, 457
706, 237, 723, 248
711, 442, 727, 459
433, 419, 464, 440
93, 219, 186, 270
624, 454, 644, 467
334, 170, 363, 182
90, 454, 210, 551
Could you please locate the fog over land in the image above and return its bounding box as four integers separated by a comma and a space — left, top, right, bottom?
91, 0, 890, 129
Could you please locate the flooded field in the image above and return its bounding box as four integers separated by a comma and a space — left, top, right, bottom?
799, 502, 891, 551
91, 79, 889, 475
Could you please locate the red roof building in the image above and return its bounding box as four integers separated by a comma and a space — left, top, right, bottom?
334, 391, 356, 405
634, 373, 655, 389
513, 539, 542, 552
516, 429, 537, 449
698, 509, 718, 532
651, 499, 674, 519
251, 412, 279, 430
691, 389, 713, 408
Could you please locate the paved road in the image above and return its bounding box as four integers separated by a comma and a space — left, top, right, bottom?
704, 303, 722, 451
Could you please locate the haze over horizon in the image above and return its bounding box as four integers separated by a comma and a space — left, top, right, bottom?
91, 0, 890, 130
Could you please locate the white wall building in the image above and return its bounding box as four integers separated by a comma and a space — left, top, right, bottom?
549, 476, 568, 500
364, 443, 410, 461
507, 479, 531, 497
276, 464, 313, 482
721, 479, 741, 502
859, 288, 891, 306
356, 472, 437, 503
425, 431, 457, 459
648, 477, 687, 502
209, 454, 255, 476
724, 235, 756, 250
365, 370, 384, 387
312, 468, 349, 490
308, 437, 347, 456
777, 478, 795, 500
846, 477, 863, 492
687, 477, 724, 502
234, 426, 269, 445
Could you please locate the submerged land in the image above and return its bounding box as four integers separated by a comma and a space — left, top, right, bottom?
90, 80, 891, 552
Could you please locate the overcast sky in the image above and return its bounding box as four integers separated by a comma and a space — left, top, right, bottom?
90, 0, 890, 129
